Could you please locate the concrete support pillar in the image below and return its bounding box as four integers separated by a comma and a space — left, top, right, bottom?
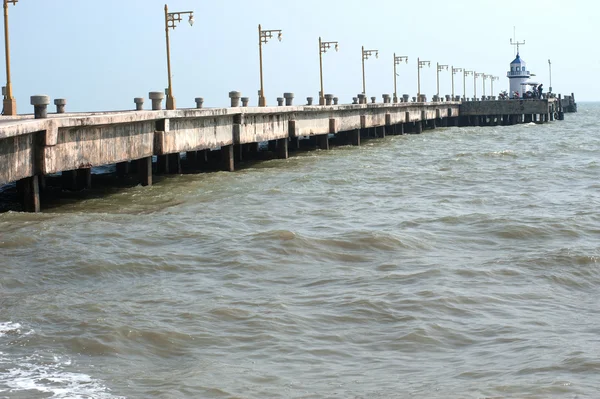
306, 97, 314, 105
268, 140, 277, 152
325, 94, 334, 106
157, 155, 169, 174
54, 98, 66, 114
276, 138, 288, 159
116, 161, 129, 177
370, 96, 376, 104
241, 97, 249, 107
149, 92, 165, 110
30, 95, 50, 119
195, 97, 204, 109
377, 126, 386, 138
350, 129, 360, 146
333, 97, 339, 105
168, 153, 182, 174
289, 137, 300, 151
229, 91, 242, 107
134, 97, 144, 111
415, 121, 423, 134
398, 123, 405, 134
317, 134, 329, 150
138, 157, 152, 186
284, 92, 294, 106
22, 175, 40, 213
221, 145, 234, 172
78, 168, 92, 190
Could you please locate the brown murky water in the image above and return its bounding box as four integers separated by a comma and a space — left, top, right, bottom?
1, 104, 599, 398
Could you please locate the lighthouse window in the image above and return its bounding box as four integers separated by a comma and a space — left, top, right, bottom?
522, 66, 525, 71
511, 67, 514, 72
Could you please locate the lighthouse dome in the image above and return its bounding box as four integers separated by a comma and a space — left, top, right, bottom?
511, 53, 526, 65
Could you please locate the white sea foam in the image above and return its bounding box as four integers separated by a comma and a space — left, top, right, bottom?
0, 322, 124, 398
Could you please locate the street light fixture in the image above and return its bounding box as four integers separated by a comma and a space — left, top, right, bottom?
361, 46, 379, 95
490, 76, 499, 96
164, 4, 194, 110
474, 72, 484, 99
463, 70, 473, 100
451, 67, 463, 99
319, 37, 339, 105
436, 63, 448, 97
393, 54, 408, 102
2, 0, 18, 116
258, 24, 282, 107
417, 58, 430, 100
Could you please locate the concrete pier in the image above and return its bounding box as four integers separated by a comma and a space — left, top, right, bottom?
0, 95, 573, 212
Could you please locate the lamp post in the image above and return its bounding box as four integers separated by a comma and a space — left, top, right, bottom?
361, 46, 379, 94
258, 24, 282, 107
482, 74, 489, 97
490, 76, 499, 96
463, 70, 473, 100
417, 58, 430, 99
548, 59, 552, 93
474, 72, 484, 99
393, 54, 408, 103
164, 4, 194, 110
451, 67, 463, 99
319, 37, 338, 105
436, 62, 448, 97
2, 0, 18, 116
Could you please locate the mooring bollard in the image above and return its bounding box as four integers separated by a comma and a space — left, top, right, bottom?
284, 92, 294, 106
134, 97, 144, 111
333, 97, 339, 105
325, 94, 334, 106
358, 94, 366, 104
30, 95, 50, 119
352, 97, 358, 104
307, 97, 314, 105
445, 95, 451, 102
432, 95, 439, 102
403, 94, 410, 103
195, 97, 204, 109
455, 96, 461, 101
54, 98, 66, 114
382, 94, 391, 103
412, 96, 417, 102
370, 97, 376, 104
229, 91, 242, 107
241, 97, 249, 107
149, 92, 165, 110
277, 97, 284, 106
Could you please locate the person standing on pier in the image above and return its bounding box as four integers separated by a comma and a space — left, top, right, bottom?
538, 84, 543, 99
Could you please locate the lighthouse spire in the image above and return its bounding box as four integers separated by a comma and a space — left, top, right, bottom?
510, 27, 526, 55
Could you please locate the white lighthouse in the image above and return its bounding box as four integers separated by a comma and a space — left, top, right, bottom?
507, 53, 530, 98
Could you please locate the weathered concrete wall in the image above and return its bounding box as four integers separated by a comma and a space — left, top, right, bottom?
44, 121, 155, 174
159, 116, 234, 155
0, 133, 35, 185
237, 108, 293, 143
460, 99, 554, 116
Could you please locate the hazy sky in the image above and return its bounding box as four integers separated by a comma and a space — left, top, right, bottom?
2, 0, 597, 112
